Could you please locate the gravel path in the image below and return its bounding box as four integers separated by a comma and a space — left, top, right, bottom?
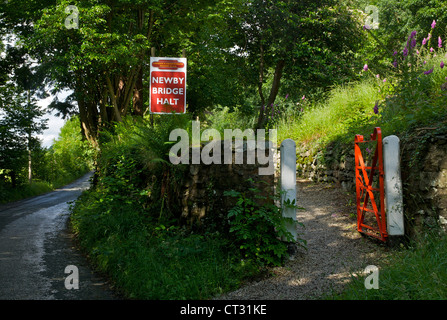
219, 179, 388, 300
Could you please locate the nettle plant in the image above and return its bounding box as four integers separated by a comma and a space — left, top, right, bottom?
224, 181, 305, 267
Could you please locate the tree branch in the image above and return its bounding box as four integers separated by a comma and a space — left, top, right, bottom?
105, 73, 122, 122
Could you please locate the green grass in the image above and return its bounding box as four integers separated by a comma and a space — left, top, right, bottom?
69, 190, 261, 299
276, 41, 447, 301
329, 232, 447, 300
277, 79, 381, 146
0, 180, 54, 204
277, 47, 447, 149
0, 168, 91, 204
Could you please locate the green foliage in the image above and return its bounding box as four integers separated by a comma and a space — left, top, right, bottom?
69, 175, 257, 299
96, 114, 192, 221
0, 82, 48, 195
228, 0, 365, 128
330, 232, 447, 300
356, 0, 447, 72
362, 19, 447, 140
45, 116, 93, 187
277, 79, 381, 147
281, 17, 447, 151
224, 184, 305, 267
202, 106, 256, 135
0, 115, 92, 203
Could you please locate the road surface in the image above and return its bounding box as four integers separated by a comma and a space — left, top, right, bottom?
0, 172, 117, 300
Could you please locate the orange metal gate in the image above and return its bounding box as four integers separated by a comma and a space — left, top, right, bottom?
354, 127, 387, 242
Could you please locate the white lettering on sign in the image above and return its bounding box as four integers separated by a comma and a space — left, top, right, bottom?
149, 57, 187, 114
152, 87, 184, 95
152, 77, 184, 84
157, 98, 180, 105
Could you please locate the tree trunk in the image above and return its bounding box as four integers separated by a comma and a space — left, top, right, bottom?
105, 74, 123, 122
78, 97, 98, 148
27, 89, 32, 184
133, 67, 144, 116
28, 131, 32, 184
256, 59, 286, 129
266, 59, 285, 112
256, 41, 266, 129
11, 170, 17, 188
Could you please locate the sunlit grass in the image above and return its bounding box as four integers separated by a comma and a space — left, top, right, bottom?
329, 232, 447, 300
0, 180, 53, 204
277, 80, 381, 146
69, 190, 259, 299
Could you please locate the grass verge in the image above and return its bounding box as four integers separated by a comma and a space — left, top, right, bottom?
0, 169, 91, 204
0, 180, 54, 204
69, 189, 263, 300
329, 232, 447, 299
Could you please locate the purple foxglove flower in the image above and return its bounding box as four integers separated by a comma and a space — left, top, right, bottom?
430, 47, 434, 53
393, 60, 398, 68
441, 61, 445, 69
432, 20, 436, 29
411, 38, 417, 48
393, 51, 398, 56
403, 47, 408, 57
439, 37, 442, 48
302, 95, 306, 100
424, 67, 434, 75
422, 38, 427, 45
373, 102, 379, 114
363, 64, 368, 71
416, 49, 420, 55
411, 30, 417, 38
285, 94, 289, 100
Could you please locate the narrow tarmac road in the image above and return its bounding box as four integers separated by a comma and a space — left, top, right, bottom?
0, 172, 117, 300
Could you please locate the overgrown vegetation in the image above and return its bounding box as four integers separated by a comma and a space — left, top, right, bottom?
274, 16, 447, 156
0, 116, 92, 203
224, 185, 305, 266
284, 16, 447, 300
67, 3, 447, 300
3, 0, 447, 300
70, 116, 291, 299
70, 189, 261, 299
329, 232, 447, 300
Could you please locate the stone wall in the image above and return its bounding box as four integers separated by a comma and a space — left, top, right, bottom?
295, 131, 447, 238
296, 142, 356, 191
400, 131, 447, 237
179, 140, 275, 227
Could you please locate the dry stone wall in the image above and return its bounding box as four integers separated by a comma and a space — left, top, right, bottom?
400, 131, 447, 237
179, 140, 275, 227
295, 132, 447, 238
296, 143, 356, 191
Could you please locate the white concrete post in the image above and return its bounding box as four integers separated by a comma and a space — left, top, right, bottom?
280, 139, 298, 241
383, 135, 405, 236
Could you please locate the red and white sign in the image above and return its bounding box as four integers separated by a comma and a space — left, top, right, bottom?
149, 57, 187, 114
